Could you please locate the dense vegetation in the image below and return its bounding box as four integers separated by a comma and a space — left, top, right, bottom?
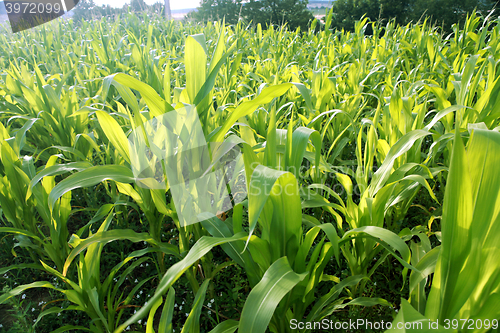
328, 0, 500, 31
188, 0, 499, 31
1, 9, 500, 333
188, 0, 314, 30
70, 0, 166, 22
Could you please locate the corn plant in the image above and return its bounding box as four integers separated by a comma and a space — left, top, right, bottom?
0, 120, 81, 271
1, 8, 500, 333
0, 207, 177, 333
389, 125, 500, 332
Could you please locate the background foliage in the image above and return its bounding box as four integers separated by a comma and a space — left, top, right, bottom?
328, 0, 499, 31
0, 7, 500, 333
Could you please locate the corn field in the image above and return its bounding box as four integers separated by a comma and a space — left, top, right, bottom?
1, 9, 500, 333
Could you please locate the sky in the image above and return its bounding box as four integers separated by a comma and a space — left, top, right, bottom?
93, 0, 200, 11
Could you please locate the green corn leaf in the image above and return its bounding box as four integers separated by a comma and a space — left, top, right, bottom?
387, 299, 448, 333
287, 127, 322, 180
158, 288, 175, 333
207, 320, 239, 333
33, 305, 82, 329
0, 263, 44, 275
200, 213, 246, 268
114, 233, 247, 333
247, 165, 302, 262
26, 161, 93, 199
239, 257, 307, 333
0, 227, 43, 243
340, 226, 415, 282
9, 118, 39, 156
344, 297, 392, 308
193, 39, 237, 107
88, 287, 110, 332
49, 325, 93, 333
185, 34, 208, 104
96, 111, 131, 164
305, 275, 367, 322
181, 279, 211, 333
63, 229, 179, 275
426, 128, 500, 322
211, 83, 294, 143
48, 165, 135, 210
0, 281, 59, 304
103, 73, 174, 117
146, 296, 163, 333
370, 130, 431, 196
409, 246, 440, 299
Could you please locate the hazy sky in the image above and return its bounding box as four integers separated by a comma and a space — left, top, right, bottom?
93, 0, 200, 11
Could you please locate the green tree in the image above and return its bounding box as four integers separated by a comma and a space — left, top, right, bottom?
131, 0, 148, 12
72, 0, 100, 22
189, 0, 314, 30
407, 0, 491, 28
187, 0, 243, 24
73, 0, 127, 21
379, 0, 413, 24
329, 0, 497, 32
329, 0, 380, 31
243, 0, 314, 30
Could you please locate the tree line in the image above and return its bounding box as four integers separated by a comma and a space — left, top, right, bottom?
72, 0, 165, 22
190, 0, 499, 31
71, 0, 499, 32
328, 0, 499, 31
